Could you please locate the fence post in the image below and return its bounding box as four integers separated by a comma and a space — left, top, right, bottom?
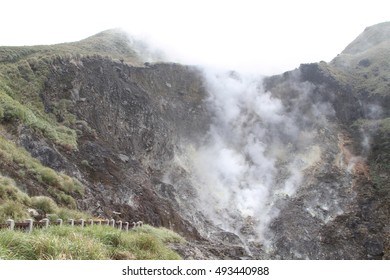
26, 219, 33, 233
124, 222, 129, 232
41, 218, 49, 229
79, 219, 85, 228
110, 219, 115, 228
6, 219, 14, 230
57, 219, 63, 226
69, 219, 74, 226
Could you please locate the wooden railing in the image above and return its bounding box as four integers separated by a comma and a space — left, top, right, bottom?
0, 218, 142, 233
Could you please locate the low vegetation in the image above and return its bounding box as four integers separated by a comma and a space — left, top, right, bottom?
330, 40, 390, 97
0, 44, 79, 149
0, 175, 30, 221
0, 225, 184, 260
0, 174, 184, 260
0, 173, 87, 220
0, 88, 77, 150
0, 135, 84, 208
0, 29, 140, 65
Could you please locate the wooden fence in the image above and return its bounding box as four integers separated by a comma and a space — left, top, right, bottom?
0, 218, 141, 233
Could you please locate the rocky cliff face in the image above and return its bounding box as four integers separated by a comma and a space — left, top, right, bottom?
262, 65, 389, 259
39, 57, 210, 239
0, 25, 389, 259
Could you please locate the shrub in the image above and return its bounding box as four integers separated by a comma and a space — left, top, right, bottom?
60, 175, 84, 195
81, 160, 90, 168
55, 192, 77, 209
118, 231, 181, 260
39, 168, 60, 186
55, 208, 91, 221
30, 196, 58, 214
137, 225, 185, 244
0, 201, 29, 221
48, 186, 79, 210
0, 175, 31, 205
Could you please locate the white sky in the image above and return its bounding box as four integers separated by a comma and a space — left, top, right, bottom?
0, 0, 389, 75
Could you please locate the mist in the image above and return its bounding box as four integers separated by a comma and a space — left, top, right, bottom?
169, 67, 333, 247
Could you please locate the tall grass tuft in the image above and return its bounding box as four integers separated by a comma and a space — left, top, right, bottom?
0, 201, 29, 221
0, 175, 31, 205
30, 196, 58, 214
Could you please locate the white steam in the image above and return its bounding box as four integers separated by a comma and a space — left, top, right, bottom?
185, 69, 322, 242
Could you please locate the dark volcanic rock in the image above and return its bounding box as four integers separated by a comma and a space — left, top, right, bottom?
38, 57, 209, 239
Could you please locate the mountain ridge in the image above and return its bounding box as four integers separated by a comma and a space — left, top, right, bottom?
0, 23, 389, 259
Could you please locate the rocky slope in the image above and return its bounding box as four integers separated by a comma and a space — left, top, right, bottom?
0, 24, 389, 259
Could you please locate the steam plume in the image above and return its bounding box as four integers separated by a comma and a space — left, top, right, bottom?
186, 69, 327, 244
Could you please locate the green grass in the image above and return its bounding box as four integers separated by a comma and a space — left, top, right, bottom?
0, 90, 77, 150
0, 173, 88, 219
136, 224, 185, 244
0, 135, 84, 202
0, 174, 184, 260
52, 208, 92, 221
30, 196, 58, 214
0, 175, 31, 205
330, 40, 390, 97
0, 174, 30, 221
0, 201, 30, 221
0, 29, 141, 66
0, 54, 79, 150
0, 227, 110, 260
0, 225, 184, 260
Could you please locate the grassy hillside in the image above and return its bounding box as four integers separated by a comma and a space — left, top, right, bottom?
0, 134, 84, 209
0, 29, 140, 207
0, 29, 141, 65
0, 172, 88, 221
330, 22, 390, 97
0, 173, 184, 260
0, 29, 141, 151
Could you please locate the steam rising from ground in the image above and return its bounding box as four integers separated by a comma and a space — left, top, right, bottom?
184, 69, 324, 243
